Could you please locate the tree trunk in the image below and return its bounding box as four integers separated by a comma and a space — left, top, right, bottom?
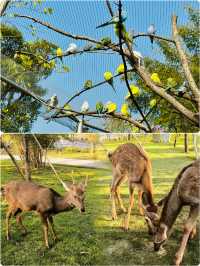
1, 140, 24, 178
174, 134, 177, 148
22, 135, 31, 180
193, 134, 199, 159
184, 133, 188, 153
172, 15, 200, 111
90, 142, 95, 154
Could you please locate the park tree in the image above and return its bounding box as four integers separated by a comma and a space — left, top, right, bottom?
1, 0, 199, 133
1, 134, 60, 179
1, 23, 57, 132
105, 6, 199, 132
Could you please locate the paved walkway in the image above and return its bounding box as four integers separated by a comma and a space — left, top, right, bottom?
0, 155, 109, 169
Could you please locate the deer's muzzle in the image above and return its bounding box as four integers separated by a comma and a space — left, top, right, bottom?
80, 207, 85, 213
154, 240, 165, 251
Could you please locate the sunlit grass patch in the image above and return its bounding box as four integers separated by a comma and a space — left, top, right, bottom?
1, 140, 199, 265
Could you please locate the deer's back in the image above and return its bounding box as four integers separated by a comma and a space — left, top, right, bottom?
4, 180, 59, 213
177, 160, 200, 205
109, 143, 149, 178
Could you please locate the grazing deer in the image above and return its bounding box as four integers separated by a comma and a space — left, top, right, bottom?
108, 143, 157, 231
143, 159, 200, 266
1, 177, 88, 248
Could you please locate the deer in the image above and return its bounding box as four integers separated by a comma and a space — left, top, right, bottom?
108, 143, 157, 231
142, 159, 200, 266
1, 176, 88, 248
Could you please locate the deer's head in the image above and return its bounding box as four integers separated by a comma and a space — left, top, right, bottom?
142, 193, 169, 251
62, 176, 88, 213
142, 192, 159, 235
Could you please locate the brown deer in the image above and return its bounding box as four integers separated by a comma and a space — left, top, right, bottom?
108, 143, 157, 231
1, 177, 88, 248
143, 159, 200, 266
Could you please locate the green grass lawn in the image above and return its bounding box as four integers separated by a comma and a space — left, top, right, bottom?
47, 133, 196, 162
1, 140, 199, 265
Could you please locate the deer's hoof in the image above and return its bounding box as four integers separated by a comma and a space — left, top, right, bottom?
124, 226, 129, 232
174, 254, 181, 266
139, 209, 144, 216
45, 242, 50, 249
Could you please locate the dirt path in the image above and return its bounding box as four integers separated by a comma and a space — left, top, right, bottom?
0, 155, 109, 169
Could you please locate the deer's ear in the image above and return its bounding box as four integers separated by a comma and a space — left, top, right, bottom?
146, 204, 158, 213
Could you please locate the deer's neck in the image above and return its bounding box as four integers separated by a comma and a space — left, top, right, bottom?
54, 195, 74, 213
160, 188, 182, 233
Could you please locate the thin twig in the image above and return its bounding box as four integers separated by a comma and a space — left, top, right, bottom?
53, 110, 148, 132
118, 0, 152, 132
106, 0, 114, 17
13, 14, 119, 51
66, 69, 134, 105
133, 33, 175, 44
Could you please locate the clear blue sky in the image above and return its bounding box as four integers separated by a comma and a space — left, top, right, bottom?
3, 0, 198, 132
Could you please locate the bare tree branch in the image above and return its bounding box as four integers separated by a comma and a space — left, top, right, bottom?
0, 0, 10, 16
14, 14, 101, 44
106, 0, 114, 17
118, 0, 152, 131
53, 111, 148, 132
66, 69, 134, 104
82, 121, 110, 133
134, 66, 199, 125
133, 33, 175, 44
16, 46, 114, 65
1, 74, 111, 132
107, 113, 148, 132
172, 15, 200, 111
13, 13, 120, 52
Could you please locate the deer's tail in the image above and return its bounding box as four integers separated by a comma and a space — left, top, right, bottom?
107, 151, 113, 161
0, 186, 5, 197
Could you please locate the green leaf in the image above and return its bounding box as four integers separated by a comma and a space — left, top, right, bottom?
62, 65, 70, 72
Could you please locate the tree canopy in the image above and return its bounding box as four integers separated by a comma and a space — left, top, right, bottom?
1, 1, 199, 133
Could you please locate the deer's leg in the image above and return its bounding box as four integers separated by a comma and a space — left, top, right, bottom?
138, 190, 144, 216
111, 190, 117, 220
47, 216, 57, 242
111, 170, 122, 220
174, 206, 199, 266
116, 183, 126, 213
40, 214, 49, 248
124, 183, 135, 231
6, 208, 12, 240
16, 214, 27, 236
